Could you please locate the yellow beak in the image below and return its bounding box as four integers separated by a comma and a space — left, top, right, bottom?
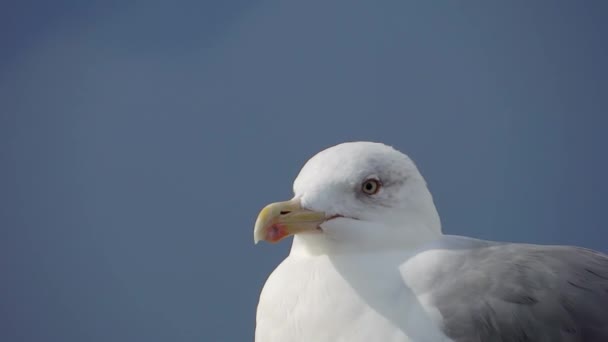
253, 198, 326, 244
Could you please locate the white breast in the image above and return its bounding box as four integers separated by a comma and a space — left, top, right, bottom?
255, 252, 452, 342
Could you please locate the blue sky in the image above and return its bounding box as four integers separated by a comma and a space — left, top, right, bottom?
1, 1, 607, 341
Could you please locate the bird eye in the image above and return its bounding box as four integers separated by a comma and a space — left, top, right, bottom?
361, 179, 381, 195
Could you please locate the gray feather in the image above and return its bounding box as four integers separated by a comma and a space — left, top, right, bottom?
429, 241, 608, 342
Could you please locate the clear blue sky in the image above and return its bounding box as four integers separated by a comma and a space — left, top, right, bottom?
1, 1, 607, 341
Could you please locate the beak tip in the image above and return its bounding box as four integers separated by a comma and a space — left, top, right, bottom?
253, 229, 264, 245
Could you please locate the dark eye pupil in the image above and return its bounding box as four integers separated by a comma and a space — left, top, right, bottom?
362, 179, 380, 194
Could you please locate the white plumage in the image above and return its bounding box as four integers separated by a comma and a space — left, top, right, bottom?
253, 142, 608, 342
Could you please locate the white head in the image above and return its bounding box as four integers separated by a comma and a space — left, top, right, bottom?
254, 142, 442, 254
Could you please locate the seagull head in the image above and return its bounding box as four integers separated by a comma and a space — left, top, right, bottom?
253, 142, 442, 253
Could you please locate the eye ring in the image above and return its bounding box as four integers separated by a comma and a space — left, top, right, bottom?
361, 179, 381, 195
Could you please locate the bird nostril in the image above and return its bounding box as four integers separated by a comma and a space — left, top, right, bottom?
279, 211, 291, 215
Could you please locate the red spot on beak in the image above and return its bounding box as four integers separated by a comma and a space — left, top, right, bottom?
265, 223, 289, 243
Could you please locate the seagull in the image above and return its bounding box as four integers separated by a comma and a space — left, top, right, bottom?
253, 141, 608, 342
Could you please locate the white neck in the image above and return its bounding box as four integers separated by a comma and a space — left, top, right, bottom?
289, 221, 442, 257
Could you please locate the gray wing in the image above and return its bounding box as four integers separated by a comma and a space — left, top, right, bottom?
430, 241, 608, 342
